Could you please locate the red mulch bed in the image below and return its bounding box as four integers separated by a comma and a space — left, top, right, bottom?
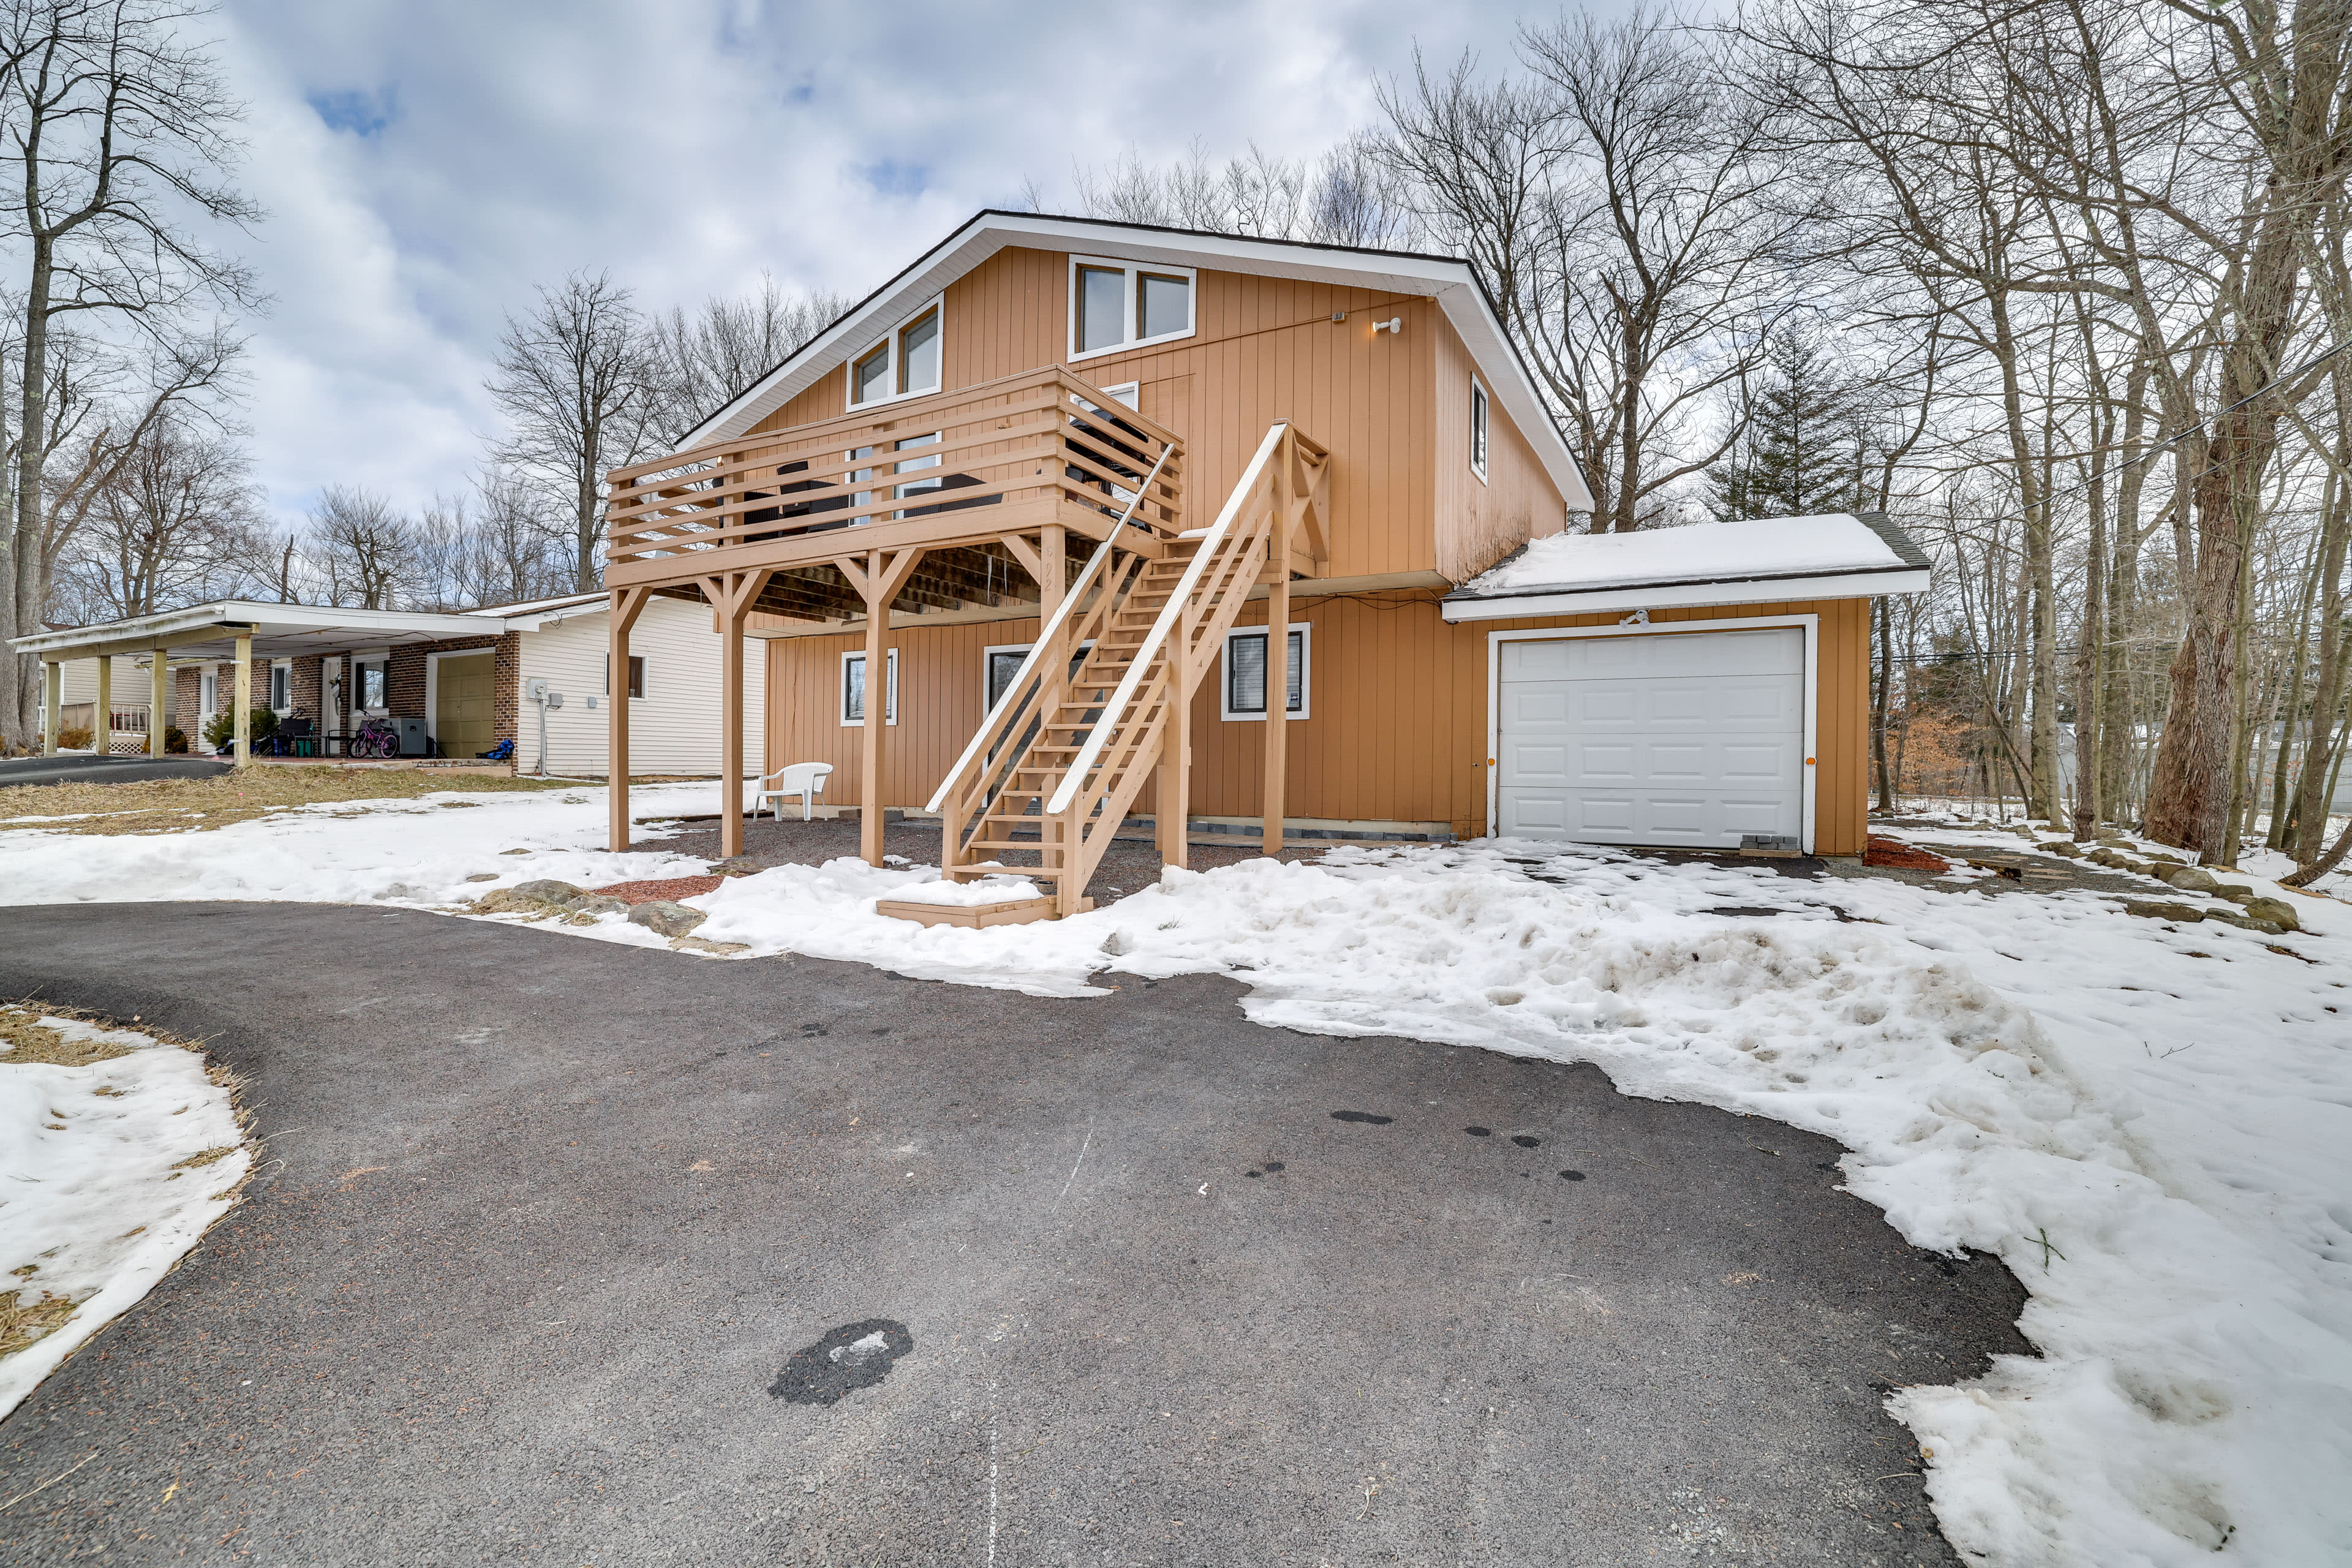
588, 875, 726, 905
1863, 835, 1952, 873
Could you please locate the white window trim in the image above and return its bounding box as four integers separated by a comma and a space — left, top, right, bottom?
268, 658, 294, 717
981, 639, 1096, 714
1469, 375, 1491, 485
844, 294, 946, 410
840, 647, 899, 726
1219, 622, 1311, 723
1481, 616, 1819, 854
352, 649, 393, 715
602, 652, 647, 699
1067, 254, 1197, 364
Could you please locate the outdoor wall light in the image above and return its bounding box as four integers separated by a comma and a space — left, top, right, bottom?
1373, 316, 1403, 334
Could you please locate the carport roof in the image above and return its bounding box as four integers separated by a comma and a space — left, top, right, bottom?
9, 601, 534, 663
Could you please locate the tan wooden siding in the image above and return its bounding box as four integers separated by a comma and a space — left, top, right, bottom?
745, 248, 1569, 585
766, 592, 1871, 854
1434, 323, 1564, 583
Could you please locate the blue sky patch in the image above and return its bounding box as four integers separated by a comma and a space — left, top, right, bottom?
308, 88, 396, 138
861, 159, 929, 199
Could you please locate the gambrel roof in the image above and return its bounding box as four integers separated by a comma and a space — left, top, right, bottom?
681, 211, 1592, 510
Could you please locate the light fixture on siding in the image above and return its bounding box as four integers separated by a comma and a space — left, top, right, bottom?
1372, 317, 1403, 334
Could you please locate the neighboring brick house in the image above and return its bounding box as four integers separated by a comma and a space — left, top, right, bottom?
21, 595, 764, 777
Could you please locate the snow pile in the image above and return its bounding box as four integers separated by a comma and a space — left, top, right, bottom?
0, 780, 736, 911
1, 1010, 249, 1419
1463, 512, 1907, 596
876, 874, 1046, 907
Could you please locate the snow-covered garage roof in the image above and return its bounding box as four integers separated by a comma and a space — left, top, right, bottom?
1441, 512, 1931, 621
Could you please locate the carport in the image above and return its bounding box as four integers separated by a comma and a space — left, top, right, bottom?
11, 601, 517, 765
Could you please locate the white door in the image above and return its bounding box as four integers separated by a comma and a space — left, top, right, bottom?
1495, 628, 1806, 849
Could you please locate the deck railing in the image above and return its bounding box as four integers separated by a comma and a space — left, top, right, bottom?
603, 366, 1184, 576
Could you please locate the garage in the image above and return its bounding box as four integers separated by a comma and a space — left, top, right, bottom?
1494, 627, 1807, 849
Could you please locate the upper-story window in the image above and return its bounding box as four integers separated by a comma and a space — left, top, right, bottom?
1470, 376, 1491, 483
846, 298, 944, 409
1069, 255, 1195, 362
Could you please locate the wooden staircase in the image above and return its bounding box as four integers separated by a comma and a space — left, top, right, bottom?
927, 421, 1330, 918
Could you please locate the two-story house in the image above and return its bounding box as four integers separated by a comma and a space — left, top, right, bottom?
601, 213, 1928, 918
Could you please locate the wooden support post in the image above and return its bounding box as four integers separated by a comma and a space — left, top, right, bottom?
837, 548, 926, 867
149, 647, 169, 757
704, 570, 769, 861
1040, 523, 1066, 620
232, 634, 253, 767
40, 661, 60, 754
1262, 571, 1290, 856
1156, 632, 1191, 870
95, 655, 112, 758
608, 586, 650, 852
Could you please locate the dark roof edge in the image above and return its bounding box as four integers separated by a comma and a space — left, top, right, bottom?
1853, 510, 1933, 570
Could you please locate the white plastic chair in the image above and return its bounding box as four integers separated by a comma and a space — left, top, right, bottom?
759, 761, 834, 821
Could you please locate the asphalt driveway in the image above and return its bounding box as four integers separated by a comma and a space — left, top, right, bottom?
0, 903, 2024, 1566
0, 754, 230, 787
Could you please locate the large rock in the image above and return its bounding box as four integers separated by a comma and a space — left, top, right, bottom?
2162, 865, 2221, 893
2243, 896, 2302, 933
509, 878, 587, 906
2123, 900, 2207, 923
628, 900, 709, 937
565, 895, 631, 922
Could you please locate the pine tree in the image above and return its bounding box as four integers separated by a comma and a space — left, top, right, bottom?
1708, 336, 1861, 519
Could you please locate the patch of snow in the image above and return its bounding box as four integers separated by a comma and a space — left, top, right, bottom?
880, 875, 1045, 908
1, 1014, 248, 1419
1463, 513, 1904, 597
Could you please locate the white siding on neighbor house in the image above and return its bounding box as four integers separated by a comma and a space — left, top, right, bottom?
56, 655, 149, 707
515, 597, 766, 777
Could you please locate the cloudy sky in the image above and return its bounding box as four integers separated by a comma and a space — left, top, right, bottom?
214, 0, 1550, 529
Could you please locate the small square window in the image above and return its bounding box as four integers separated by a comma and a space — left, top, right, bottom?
846, 296, 946, 409
601, 655, 646, 698
842, 649, 899, 725
1221, 626, 1309, 721
1138, 272, 1190, 341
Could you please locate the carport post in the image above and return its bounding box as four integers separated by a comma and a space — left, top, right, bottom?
232, 633, 253, 767
95, 654, 111, 757
149, 645, 169, 756
704, 570, 769, 861
608, 586, 651, 852
40, 661, 60, 753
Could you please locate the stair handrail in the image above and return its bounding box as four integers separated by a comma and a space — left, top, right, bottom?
1046, 421, 1288, 817
923, 442, 1175, 815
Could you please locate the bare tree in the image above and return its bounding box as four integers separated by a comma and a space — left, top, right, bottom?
52, 409, 257, 615
306, 485, 416, 610
645, 274, 845, 446
484, 271, 656, 594
0, 0, 262, 748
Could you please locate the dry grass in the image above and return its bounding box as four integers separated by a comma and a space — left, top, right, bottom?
0, 1008, 135, 1066
0, 1289, 78, 1359
0, 767, 577, 837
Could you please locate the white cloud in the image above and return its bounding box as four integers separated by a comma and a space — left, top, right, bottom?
214, 0, 1540, 526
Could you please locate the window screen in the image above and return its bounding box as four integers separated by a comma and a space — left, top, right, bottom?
1077, 265, 1125, 353
898, 309, 940, 394
1226, 630, 1304, 716
1138, 272, 1190, 340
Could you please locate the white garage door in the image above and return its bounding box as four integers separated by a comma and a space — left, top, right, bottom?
1495, 628, 1806, 848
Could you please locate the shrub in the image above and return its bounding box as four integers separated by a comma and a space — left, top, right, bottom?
56, 725, 93, 750
165, 726, 187, 754
201, 707, 277, 751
